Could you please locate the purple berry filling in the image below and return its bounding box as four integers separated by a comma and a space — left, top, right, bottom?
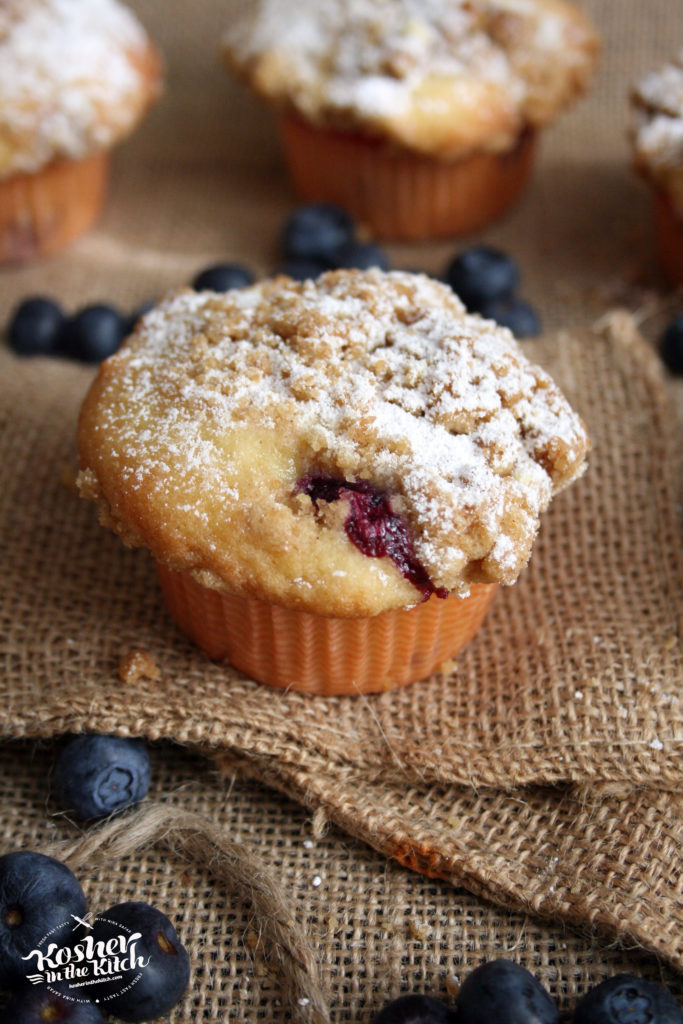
297, 474, 447, 600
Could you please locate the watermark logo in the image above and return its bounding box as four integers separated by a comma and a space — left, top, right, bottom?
20, 913, 151, 1005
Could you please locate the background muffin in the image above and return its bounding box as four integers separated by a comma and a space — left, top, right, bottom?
77, 269, 589, 694
0, 0, 162, 264
632, 49, 683, 286
222, 0, 600, 240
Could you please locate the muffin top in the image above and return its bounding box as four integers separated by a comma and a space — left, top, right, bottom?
632, 50, 683, 216
0, 0, 162, 179
77, 270, 589, 617
222, 0, 599, 158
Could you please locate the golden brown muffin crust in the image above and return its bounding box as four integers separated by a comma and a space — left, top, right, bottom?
222, 0, 599, 159
78, 271, 589, 617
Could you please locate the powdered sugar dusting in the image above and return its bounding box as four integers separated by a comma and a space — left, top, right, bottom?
0, 0, 160, 177
79, 271, 588, 612
223, 0, 598, 156
632, 50, 683, 214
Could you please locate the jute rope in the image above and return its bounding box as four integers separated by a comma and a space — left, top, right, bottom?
45, 802, 330, 1024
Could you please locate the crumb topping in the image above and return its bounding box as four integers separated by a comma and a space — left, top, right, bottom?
119, 648, 161, 685
0, 0, 162, 178
77, 270, 589, 617
632, 50, 683, 216
222, 0, 599, 158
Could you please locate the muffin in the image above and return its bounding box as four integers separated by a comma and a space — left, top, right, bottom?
222, 0, 599, 241
77, 269, 589, 695
632, 50, 683, 286
0, 0, 162, 265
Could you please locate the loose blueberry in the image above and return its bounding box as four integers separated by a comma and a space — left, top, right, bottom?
282, 202, 355, 263
192, 263, 255, 292
372, 993, 456, 1024
53, 734, 151, 821
274, 257, 329, 281
445, 246, 520, 310
333, 239, 390, 271
90, 902, 190, 1022
573, 974, 683, 1024
59, 304, 127, 363
1, 983, 104, 1023
455, 959, 559, 1024
0, 851, 87, 985
7, 297, 65, 357
476, 296, 541, 338
659, 314, 683, 375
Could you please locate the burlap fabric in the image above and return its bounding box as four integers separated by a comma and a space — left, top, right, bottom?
1, 316, 681, 790
3, 741, 682, 1023
0, 0, 682, 1019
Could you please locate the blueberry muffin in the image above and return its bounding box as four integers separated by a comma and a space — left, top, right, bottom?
77, 269, 589, 694
222, 0, 599, 240
632, 50, 683, 286
0, 0, 162, 264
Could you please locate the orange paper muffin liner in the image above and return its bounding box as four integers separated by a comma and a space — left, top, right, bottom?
157, 563, 498, 696
278, 113, 536, 241
654, 191, 683, 287
0, 151, 110, 265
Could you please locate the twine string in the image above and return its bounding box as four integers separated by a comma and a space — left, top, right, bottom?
46, 802, 331, 1024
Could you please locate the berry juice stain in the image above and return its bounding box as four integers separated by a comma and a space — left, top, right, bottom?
297, 474, 447, 600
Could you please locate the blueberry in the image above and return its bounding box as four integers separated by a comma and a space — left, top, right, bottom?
476, 296, 541, 338
192, 263, 255, 291
298, 474, 446, 600
445, 246, 520, 310
90, 902, 190, 1022
59, 304, 127, 363
274, 257, 329, 281
333, 239, 390, 271
660, 314, 683, 375
282, 202, 355, 263
455, 960, 559, 1024
7, 297, 65, 356
1, 983, 104, 1023
53, 734, 151, 821
573, 975, 683, 1024
372, 993, 456, 1024
0, 851, 87, 985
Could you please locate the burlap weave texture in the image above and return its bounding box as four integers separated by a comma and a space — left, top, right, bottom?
219, 750, 683, 973
3, 741, 682, 1023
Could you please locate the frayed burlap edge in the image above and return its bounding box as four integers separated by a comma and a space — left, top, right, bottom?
213, 746, 683, 974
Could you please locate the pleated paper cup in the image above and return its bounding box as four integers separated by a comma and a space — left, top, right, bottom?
157, 563, 497, 696
0, 152, 110, 265
654, 191, 683, 287
278, 113, 536, 242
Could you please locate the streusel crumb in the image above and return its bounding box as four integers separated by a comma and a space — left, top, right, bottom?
119, 648, 161, 685
223, 0, 599, 158
0, 0, 161, 178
